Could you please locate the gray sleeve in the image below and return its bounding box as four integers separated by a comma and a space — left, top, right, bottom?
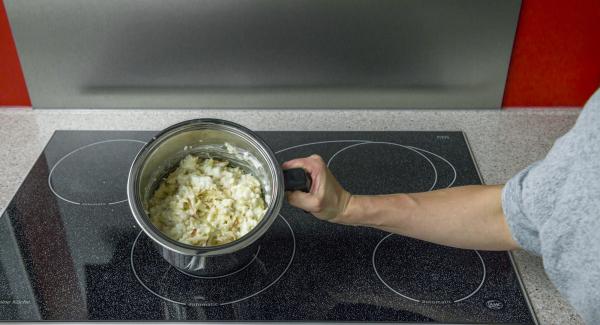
500, 88, 600, 324
501, 162, 542, 255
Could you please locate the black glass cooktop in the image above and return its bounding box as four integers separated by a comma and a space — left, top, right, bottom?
0, 131, 537, 323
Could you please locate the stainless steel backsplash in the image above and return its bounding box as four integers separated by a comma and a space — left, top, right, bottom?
5, 0, 521, 109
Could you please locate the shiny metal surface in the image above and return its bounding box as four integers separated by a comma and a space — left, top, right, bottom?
127, 119, 284, 276
5, 0, 520, 109
156, 240, 260, 277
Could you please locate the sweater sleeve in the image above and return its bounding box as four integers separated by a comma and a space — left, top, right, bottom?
500, 88, 600, 324
501, 162, 542, 255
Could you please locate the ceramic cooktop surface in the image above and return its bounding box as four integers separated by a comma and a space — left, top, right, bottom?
0, 130, 537, 323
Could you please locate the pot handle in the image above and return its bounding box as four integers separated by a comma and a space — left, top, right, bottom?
283, 168, 312, 193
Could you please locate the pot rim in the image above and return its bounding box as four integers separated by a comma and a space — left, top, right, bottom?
127, 118, 284, 257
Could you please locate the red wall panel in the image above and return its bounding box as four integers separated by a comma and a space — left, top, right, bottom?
0, 0, 30, 107
503, 0, 600, 108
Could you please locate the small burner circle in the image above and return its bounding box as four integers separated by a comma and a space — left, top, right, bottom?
48, 139, 146, 206
131, 214, 296, 306
327, 141, 438, 194
372, 234, 486, 304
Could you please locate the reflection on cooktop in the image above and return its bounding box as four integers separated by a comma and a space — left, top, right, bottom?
0, 130, 537, 323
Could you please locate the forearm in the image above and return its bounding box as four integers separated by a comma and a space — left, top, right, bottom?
334, 185, 520, 251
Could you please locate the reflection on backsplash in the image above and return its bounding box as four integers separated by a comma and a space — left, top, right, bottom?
5, 0, 520, 108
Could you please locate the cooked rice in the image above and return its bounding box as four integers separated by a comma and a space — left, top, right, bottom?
147, 154, 267, 246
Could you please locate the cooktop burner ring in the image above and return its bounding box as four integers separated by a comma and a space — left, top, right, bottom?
276, 139, 457, 191
130, 214, 296, 307
372, 233, 487, 304
327, 141, 439, 192
275, 139, 365, 154
48, 139, 146, 206
403, 144, 458, 189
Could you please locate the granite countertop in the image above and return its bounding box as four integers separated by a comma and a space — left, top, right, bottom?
0, 108, 583, 324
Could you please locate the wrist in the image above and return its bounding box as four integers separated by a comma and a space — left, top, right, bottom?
332, 193, 415, 228
332, 193, 360, 225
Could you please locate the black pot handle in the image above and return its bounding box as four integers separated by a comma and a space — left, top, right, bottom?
283, 168, 312, 193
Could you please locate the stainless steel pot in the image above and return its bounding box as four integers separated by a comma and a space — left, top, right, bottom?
127, 119, 310, 277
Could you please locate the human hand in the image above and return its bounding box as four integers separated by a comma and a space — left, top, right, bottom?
282, 155, 352, 222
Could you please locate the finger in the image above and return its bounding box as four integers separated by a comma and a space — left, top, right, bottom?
282, 157, 309, 169
282, 157, 321, 173
283, 154, 325, 168
286, 191, 320, 211
308, 154, 326, 164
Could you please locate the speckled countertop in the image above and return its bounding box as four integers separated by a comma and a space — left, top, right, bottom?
0, 108, 583, 324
